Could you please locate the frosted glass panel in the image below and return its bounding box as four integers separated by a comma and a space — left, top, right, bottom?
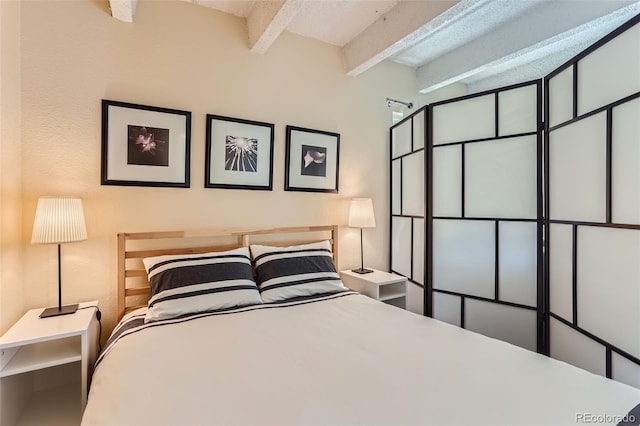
412, 218, 424, 285
406, 281, 424, 315
612, 352, 640, 389
392, 119, 411, 159
578, 24, 640, 116
612, 98, 640, 225
391, 159, 401, 215
413, 110, 425, 150
465, 136, 537, 219
433, 292, 461, 327
391, 217, 412, 277
433, 219, 495, 299
577, 226, 640, 359
402, 152, 424, 217
548, 66, 574, 127
550, 318, 605, 376
465, 299, 537, 351
549, 112, 606, 222
549, 224, 574, 323
432, 94, 495, 145
498, 84, 537, 136
433, 145, 462, 217
498, 222, 537, 307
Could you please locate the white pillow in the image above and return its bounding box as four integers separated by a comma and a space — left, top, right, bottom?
250, 240, 347, 303
143, 247, 262, 322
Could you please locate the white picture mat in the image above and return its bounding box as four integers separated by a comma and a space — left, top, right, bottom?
287, 129, 338, 190
577, 226, 640, 359
612, 352, 640, 390
465, 299, 537, 352
392, 119, 412, 159
391, 217, 412, 277
432, 219, 495, 299
412, 218, 424, 285
548, 67, 574, 128
465, 135, 538, 219
550, 317, 606, 377
402, 152, 424, 217
549, 112, 607, 222
392, 159, 401, 215
433, 292, 461, 327
612, 98, 640, 225
549, 224, 574, 323
578, 24, 640, 116
208, 119, 272, 186
498, 84, 538, 136
498, 221, 537, 307
432, 145, 462, 217
413, 110, 425, 150
107, 105, 187, 183
432, 94, 495, 145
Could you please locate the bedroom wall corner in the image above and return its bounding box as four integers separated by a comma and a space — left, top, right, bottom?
18, 0, 419, 334
0, 0, 24, 335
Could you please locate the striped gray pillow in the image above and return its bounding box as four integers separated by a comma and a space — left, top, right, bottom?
250, 240, 347, 303
143, 247, 262, 322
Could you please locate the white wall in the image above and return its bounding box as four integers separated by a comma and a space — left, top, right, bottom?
14, 0, 420, 335
0, 0, 23, 334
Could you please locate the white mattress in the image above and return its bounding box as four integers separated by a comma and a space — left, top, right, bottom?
82, 292, 639, 425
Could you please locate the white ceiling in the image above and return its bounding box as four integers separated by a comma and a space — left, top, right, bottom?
111, 0, 640, 95
191, 0, 400, 47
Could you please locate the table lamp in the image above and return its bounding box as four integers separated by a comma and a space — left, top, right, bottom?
348, 198, 376, 274
31, 196, 87, 318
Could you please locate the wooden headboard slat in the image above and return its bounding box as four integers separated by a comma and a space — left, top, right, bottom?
122, 231, 186, 239
117, 225, 338, 320
125, 245, 242, 259
125, 287, 151, 297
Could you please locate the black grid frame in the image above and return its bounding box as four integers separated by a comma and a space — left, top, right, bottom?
389, 108, 428, 301
388, 12, 640, 383
426, 80, 544, 352
544, 13, 640, 378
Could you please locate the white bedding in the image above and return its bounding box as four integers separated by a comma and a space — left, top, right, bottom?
83, 292, 640, 425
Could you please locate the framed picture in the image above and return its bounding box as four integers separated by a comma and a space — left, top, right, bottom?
101, 99, 191, 187
205, 114, 274, 190
285, 125, 340, 193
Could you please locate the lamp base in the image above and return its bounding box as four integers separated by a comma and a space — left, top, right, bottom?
352, 268, 374, 274
40, 304, 79, 319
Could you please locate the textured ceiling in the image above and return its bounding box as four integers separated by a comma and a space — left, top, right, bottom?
175, 0, 640, 93
285, 1, 399, 47
391, 0, 543, 67
191, 0, 399, 47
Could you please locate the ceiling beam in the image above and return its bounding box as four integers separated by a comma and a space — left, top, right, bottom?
247, 0, 303, 54
109, 0, 137, 23
416, 1, 640, 93
342, 0, 464, 76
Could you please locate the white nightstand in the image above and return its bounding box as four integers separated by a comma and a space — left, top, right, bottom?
340, 269, 407, 308
0, 301, 100, 426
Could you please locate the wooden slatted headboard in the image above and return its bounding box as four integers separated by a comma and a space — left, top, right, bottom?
117, 225, 339, 320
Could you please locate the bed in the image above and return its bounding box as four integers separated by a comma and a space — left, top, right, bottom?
82, 226, 640, 426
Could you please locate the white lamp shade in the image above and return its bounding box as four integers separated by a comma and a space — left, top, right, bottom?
31, 197, 88, 244
348, 198, 376, 228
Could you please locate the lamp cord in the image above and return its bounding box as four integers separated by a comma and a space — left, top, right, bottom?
77, 305, 103, 353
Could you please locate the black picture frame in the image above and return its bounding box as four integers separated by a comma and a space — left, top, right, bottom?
101, 99, 191, 188
205, 114, 275, 191
285, 125, 340, 193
